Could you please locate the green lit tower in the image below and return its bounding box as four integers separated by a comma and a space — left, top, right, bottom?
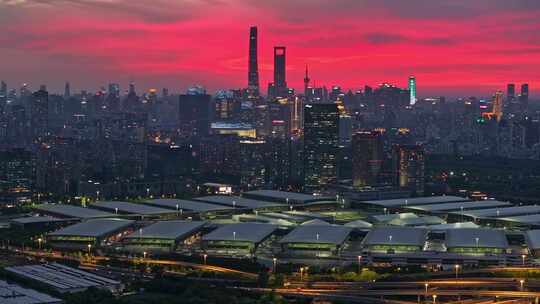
408, 76, 417, 105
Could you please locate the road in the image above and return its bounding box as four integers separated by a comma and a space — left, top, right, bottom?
4, 247, 258, 279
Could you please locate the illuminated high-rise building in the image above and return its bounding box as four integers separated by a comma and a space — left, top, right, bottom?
392, 144, 425, 196
239, 139, 266, 190
408, 76, 417, 105
273, 46, 287, 97
303, 103, 339, 190
352, 131, 383, 188
247, 26, 259, 96
492, 91, 503, 122
481, 91, 504, 122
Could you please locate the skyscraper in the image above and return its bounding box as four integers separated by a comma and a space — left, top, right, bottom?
492, 91, 503, 122
507, 83, 515, 102
520, 83, 529, 106
29, 89, 49, 142
273, 46, 287, 97
0, 81, 6, 110
408, 76, 417, 105
303, 103, 339, 190
247, 26, 259, 97
392, 144, 425, 196
1, 81, 7, 98
64, 82, 71, 99
178, 87, 212, 137
352, 131, 383, 188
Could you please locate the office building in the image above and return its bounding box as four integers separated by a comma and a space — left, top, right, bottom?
507, 83, 515, 102
352, 131, 384, 188
408, 76, 417, 105
247, 26, 259, 96
272, 46, 287, 97
392, 144, 425, 196
238, 139, 267, 190
304, 103, 339, 190
178, 87, 212, 137
520, 83, 529, 106
29, 89, 49, 142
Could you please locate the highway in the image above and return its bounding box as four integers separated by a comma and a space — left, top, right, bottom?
5, 247, 259, 279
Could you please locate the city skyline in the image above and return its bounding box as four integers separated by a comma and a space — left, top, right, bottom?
1, 0, 540, 97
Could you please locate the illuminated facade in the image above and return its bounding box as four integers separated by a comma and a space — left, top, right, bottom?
392, 144, 425, 196
408, 76, 417, 105
482, 91, 503, 122
303, 103, 339, 190
352, 131, 383, 188
239, 139, 266, 190
272, 46, 287, 97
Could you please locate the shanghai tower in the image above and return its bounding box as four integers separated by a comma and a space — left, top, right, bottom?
248, 26, 259, 96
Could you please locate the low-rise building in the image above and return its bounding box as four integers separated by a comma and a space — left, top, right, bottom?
525, 230, 540, 258
122, 220, 206, 254
195, 196, 284, 212
0, 280, 62, 304
362, 227, 427, 253
5, 263, 123, 294
445, 228, 508, 255
34, 204, 114, 219
46, 218, 134, 250
201, 223, 276, 256
90, 201, 177, 219
278, 223, 352, 257
144, 199, 233, 219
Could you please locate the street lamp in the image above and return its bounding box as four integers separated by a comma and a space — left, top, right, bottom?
454, 264, 460, 279
143, 251, 147, 259
522, 254, 526, 266
203, 254, 207, 265
357, 256, 362, 274
432, 294, 437, 304
520, 279, 525, 291
300, 267, 304, 281
233, 231, 236, 240
146, 188, 150, 197
424, 283, 429, 295
87, 244, 91, 255
475, 237, 479, 250
37, 238, 42, 251
273, 257, 277, 273
96, 190, 100, 201
115, 207, 118, 214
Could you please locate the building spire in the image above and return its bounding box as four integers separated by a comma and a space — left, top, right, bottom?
304, 65, 310, 97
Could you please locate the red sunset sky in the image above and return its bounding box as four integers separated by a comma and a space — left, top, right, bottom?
1, 0, 540, 98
